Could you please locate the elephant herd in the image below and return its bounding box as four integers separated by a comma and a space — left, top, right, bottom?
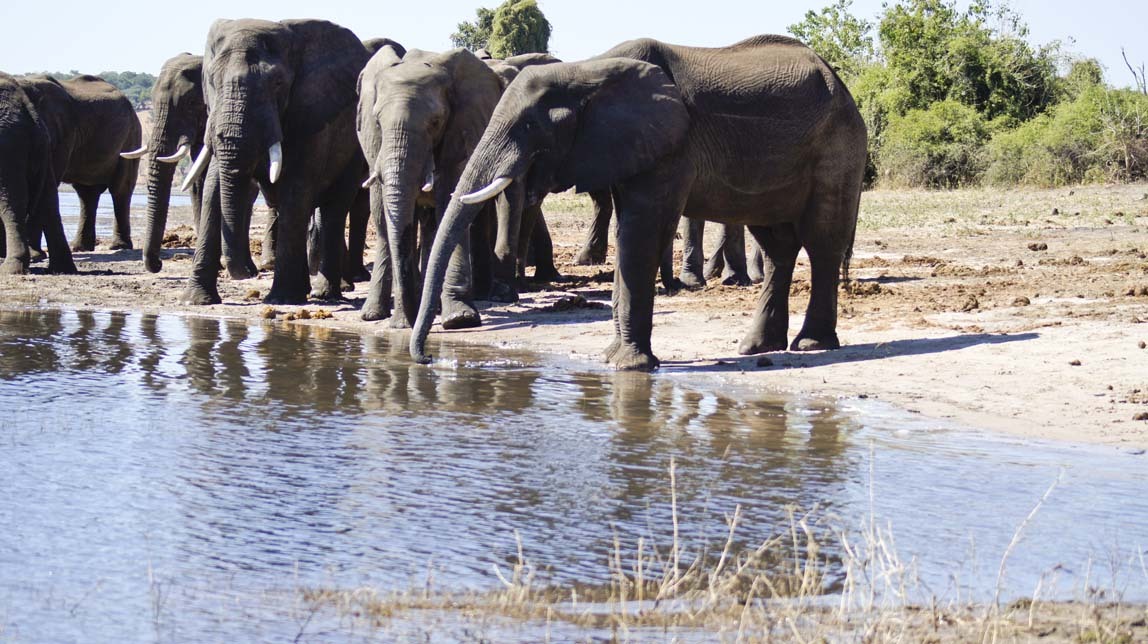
0, 18, 867, 371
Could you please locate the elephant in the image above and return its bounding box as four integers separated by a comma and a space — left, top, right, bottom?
700, 223, 765, 285
19, 74, 142, 253
0, 72, 75, 274
410, 35, 867, 370
181, 18, 371, 306
137, 53, 208, 273
357, 46, 506, 329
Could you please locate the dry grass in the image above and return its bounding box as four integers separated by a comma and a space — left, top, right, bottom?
299, 457, 1148, 642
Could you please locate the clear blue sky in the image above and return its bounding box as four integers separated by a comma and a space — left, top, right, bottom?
2, 0, 1145, 88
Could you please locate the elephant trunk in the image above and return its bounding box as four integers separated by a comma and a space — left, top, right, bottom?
216, 146, 257, 280
142, 155, 177, 273
380, 136, 432, 328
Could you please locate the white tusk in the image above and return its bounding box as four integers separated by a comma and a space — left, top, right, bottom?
459, 176, 512, 205
362, 172, 379, 190
268, 142, 282, 184
156, 144, 190, 164
180, 146, 212, 192
422, 160, 435, 192
120, 145, 148, 159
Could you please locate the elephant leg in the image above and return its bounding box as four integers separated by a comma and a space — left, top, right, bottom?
264, 185, 313, 305
703, 224, 727, 281
471, 205, 494, 301
261, 208, 278, 270
528, 207, 561, 282
0, 179, 29, 274
748, 239, 765, 284
677, 216, 705, 289
738, 223, 800, 355
346, 189, 370, 283
575, 188, 612, 265
719, 224, 752, 287
182, 164, 223, 305
107, 184, 132, 250
361, 186, 393, 322
307, 209, 322, 276
313, 201, 352, 300
70, 184, 102, 252
658, 237, 683, 295
792, 182, 859, 351
440, 225, 481, 331
38, 181, 76, 274
490, 185, 522, 302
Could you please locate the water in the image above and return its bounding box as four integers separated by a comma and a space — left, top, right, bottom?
0, 308, 1145, 641
56, 190, 267, 240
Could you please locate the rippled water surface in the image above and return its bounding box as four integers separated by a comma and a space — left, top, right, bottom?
57, 190, 266, 240
0, 309, 1145, 641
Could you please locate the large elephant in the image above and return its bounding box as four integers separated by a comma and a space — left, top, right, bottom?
0, 72, 75, 274
357, 47, 505, 328
19, 74, 141, 253
181, 18, 370, 305
411, 35, 867, 370
137, 53, 208, 273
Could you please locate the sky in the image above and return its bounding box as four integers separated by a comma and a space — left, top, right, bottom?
2, 0, 1146, 88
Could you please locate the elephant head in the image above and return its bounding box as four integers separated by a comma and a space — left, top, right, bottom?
357, 47, 504, 327
409, 58, 689, 361
188, 18, 368, 282
138, 53, 205, 273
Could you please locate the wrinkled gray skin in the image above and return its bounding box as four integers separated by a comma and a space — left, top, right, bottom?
19, 75, 141, 253
700, 223, 765, 285
0, 72, 75, 274
357, 47, 503, 329
412, 36, 867, 371
183, 19, 371, 306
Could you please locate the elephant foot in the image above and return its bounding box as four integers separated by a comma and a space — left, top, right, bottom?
486, 279, 519, 304
704, 259, 724, 281
389, 315, 413, 330
738, 333, 788, 356
660, 276, 687, 296
181, 284, 222, 305
47, 259, 79, 275
360, 297, 391, 322
70, 241, 95, 253
264, 288, 308, 306
109, 238, 133, 251
29, 248, 46, 263
441, 303, 481, 330
678, 271, 706, 290
790, 332, 840, 352
532, 266, 562, 283
260, 253, 276, 271
574, 249, 606, 266
608, 343, 660, 372
0, 259, 28, 275
721, 273, 754, 287
349, 266, 371, 283
309, 276, 343, 302
227, 261, 258, 280
143, 255, 163, 274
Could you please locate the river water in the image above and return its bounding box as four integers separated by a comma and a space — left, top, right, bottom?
0, 308, 1145, 641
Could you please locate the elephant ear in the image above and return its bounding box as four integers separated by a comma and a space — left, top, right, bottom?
441, 48, 506, 165
282, 19, 371, 138
559, 58, 689, 193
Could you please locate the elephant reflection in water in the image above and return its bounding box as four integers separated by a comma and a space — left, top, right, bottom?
574, 370, 851, 523
0, 310, 65, 378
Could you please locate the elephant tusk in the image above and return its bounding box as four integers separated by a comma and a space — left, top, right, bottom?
362, 172, 379, 189
422, 159, 435, 192
156, 144, 190, 164
459, 176, 512, 205
268, 142, 283, 184
119, 144, 148, 159
180, 145, 212, 192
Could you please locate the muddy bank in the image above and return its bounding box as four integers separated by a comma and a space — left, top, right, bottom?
3, 184, 1147, 448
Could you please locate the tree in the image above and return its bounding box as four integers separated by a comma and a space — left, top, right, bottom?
488, 0, 551, 59
787, 0, 875, 81
451, 7, 495, 51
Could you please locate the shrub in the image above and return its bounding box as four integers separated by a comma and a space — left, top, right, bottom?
878, 100, 989, 188
487, 0, 551, 58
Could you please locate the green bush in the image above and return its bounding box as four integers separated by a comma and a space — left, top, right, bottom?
487, 0, 551, 58
878, 100, 989, 188
984, 87, 1148, 186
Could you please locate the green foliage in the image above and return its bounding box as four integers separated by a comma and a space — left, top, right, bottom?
787, 0, 874, 80
488, 0, 552, 58
985, 87, 1148, 185
879, 100, 989, 188
1061, 58, 1104, 100
451, 7, 495, 51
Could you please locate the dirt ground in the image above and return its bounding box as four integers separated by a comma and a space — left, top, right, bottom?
3, 183, 1147, 449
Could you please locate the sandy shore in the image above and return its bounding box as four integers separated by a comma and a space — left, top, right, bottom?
3, 183, 1147, 449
